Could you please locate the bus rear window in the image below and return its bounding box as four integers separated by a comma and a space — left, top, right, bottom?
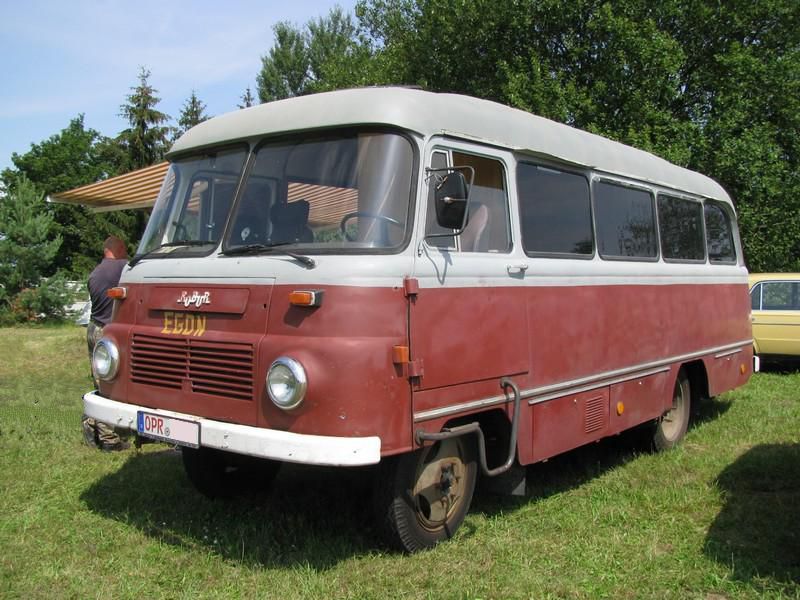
658, 195, 705, 262
704, 201, 737, 263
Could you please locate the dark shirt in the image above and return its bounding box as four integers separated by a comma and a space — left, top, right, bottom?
88, 258, 127, 325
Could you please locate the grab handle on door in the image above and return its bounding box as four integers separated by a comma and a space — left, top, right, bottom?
506, 263, 529, 275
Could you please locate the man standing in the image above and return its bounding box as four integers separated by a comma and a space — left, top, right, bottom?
82, 235, 129, 451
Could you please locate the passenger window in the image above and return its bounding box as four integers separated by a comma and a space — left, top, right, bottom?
750, 284, 762, 310
425, 151, 511, 253
452, 152, 510, 253
425, 151, 456, 249
517, 163, 592, 257
594, 181, 657, 259
704, 202, 737, 263
658, 195, 705, 261
762, 282, 800, 311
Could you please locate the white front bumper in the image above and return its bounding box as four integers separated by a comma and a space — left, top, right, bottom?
83, 392, 381, 466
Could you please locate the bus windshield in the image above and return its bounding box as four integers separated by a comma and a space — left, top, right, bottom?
135, 147, 248, 259
224, 131, 414, 253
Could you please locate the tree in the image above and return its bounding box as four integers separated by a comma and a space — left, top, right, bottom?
256, 6, 370, 102
257, 22, 310, 101
175, 90, 210, 139
0, 176, 68, 321
118, 67, 171, 170
238, 87, 256, 109
1, 116, 138, 275
353, 0, 800, 271
1, 115, 122, 196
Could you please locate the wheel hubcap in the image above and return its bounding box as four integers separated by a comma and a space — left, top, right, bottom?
413, 438, 467, 530
661, 379, 686, 440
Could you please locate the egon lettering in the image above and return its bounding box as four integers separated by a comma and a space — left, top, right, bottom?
161, 311, 207, 337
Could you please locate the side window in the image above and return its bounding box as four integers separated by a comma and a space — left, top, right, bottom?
704, 201, 737, 263
425, 151, 456, 249
452, 152, 511, 253
594, 181, 657, 259
750, 283, 762, 310
762, 282, 800, 310
657, 195, 705, 262
517, 163, 593, 257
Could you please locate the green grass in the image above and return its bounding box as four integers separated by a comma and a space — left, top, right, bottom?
0, 324, 798, 599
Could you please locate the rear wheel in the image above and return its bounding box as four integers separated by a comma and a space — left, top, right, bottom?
652, 369, 691, 451
373, 436, 477, 552
181, 447, 281, 499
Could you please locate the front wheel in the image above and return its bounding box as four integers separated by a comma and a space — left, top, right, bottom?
181, 447, 281, 499
652, 368, 691, 451
373, 436, 477, 552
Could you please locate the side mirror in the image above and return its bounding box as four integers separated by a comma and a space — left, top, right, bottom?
432, 168, 472, 230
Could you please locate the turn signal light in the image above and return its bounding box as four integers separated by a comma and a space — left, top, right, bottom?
289, 290, 323, 307
107, 287, 127, 300
392, 345, 410, 365
616, 401, 625, 416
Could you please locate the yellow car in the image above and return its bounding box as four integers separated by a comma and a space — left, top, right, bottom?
749, 273, 800, 361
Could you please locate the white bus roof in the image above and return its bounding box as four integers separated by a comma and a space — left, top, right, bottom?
169, 87, 729, 202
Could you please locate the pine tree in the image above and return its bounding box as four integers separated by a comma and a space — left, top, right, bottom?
0, 176, 63, 305
1, 116, 137, 276
238, 87, 256, 109
118, 67, 171, 170
175, 90, 210, 138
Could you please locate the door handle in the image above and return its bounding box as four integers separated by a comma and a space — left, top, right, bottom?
506, 263, 529, 275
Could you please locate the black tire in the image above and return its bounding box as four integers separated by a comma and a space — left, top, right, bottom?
652, 368, 691, 451
373, 436, 477, 552
181, 446, 281, 499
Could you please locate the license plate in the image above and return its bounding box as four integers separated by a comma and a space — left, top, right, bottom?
137, 411, 200, 448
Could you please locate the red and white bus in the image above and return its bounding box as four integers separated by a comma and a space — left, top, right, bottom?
84, 88, 752, 552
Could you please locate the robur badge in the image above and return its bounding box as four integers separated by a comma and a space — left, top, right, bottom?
177, 291, 211, 308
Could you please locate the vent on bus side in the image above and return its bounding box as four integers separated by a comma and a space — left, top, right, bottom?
130, 334, 255, 401
583, 395, 608, 434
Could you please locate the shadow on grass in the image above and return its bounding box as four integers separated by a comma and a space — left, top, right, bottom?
472, 395, 732, 516
691, 394, 732, 428
757, 359, 800, 375
704, 443, 800, 588
81, 396, 733, 563
81, 449, 381, 568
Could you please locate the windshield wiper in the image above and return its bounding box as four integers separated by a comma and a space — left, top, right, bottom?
161, 239, 214, 247
220, 243, 316, 269
128, 240, 215, 268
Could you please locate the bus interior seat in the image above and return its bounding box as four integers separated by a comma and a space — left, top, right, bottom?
270, 200, 314, 244
460, 202, 490, 252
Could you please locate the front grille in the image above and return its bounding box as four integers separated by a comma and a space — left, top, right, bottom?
131, 334, 255, 401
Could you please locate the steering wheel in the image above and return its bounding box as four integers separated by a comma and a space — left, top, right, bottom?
340, 212, 403, 243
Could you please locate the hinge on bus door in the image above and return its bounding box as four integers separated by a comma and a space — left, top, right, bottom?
392, 345, 424, 380
403, 277, 419, 298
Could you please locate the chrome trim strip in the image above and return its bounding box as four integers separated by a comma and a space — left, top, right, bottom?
527, 366, 670, 405
413, 339, 752, 423
714, 348, 742, 359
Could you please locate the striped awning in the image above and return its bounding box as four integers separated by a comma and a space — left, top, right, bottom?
47, 162, 169, 213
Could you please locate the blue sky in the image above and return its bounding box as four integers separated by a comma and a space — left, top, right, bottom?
0, 0, 355, 174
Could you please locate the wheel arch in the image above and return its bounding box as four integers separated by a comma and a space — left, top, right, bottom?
442, 408, 513, 471
682, 359, 709, 406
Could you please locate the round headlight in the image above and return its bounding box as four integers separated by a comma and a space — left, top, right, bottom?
267, 357, 307, 410
92, 338, 120, 381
